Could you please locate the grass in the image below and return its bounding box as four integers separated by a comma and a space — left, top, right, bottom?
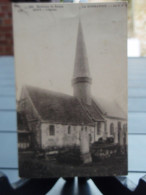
19, 151, 127, 178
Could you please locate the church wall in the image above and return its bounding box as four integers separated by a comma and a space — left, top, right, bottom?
94, 121, 106, 142
18, 88, 42, 149
105, 118, 127, 145
28, 121, 41, 148
81, 126, 95, 144
40, 123, 94, 149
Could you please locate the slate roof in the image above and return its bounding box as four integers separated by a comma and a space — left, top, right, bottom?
93, 98, 127, 119
25, 86, 104, 125
82, 101, 104, 122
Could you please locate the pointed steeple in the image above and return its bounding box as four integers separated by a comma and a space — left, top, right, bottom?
73, 20, 91, 79
72, 20, 92, 105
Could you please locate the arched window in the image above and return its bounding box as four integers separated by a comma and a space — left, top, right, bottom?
110, 123, 114, 136
89, 134, 92, 142
123, 124, 127, 132
118, 122, 121, 143
68, 126, 71, 134
123, 124, 127, 145
118, 122, 121, 130
49, 125, 55, 136
97, 122, 101, 135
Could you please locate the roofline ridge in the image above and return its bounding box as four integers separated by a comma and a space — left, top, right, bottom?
25, 84, 75, 99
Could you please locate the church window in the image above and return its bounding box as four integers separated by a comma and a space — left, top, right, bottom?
118, 122, 121, 130
110, 123, 114, 136
97, 122, 101, 135
123, 124, 127, 132
89, 134, 92, 142
118, 122, 121, 143
85, 126, 87, 131
123, 124, 127, 145
49, 125, 55, 136
68, 126, 71, 134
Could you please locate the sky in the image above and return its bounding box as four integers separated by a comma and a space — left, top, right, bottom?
13, 2, 127, 113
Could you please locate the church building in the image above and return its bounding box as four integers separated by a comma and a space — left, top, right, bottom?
18, 21, 127, 157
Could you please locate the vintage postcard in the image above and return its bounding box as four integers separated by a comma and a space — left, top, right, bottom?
12, 2, 128, 178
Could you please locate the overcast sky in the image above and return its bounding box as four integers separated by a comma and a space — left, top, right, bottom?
13, 2, 127, 112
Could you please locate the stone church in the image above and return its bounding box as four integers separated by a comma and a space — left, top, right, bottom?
18, 21, 127, 158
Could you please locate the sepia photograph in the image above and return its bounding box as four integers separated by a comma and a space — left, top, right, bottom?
12, 2, 128, 177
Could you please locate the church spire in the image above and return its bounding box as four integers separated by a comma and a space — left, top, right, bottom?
73, 20, 91, 79
72, 20, 92, 105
